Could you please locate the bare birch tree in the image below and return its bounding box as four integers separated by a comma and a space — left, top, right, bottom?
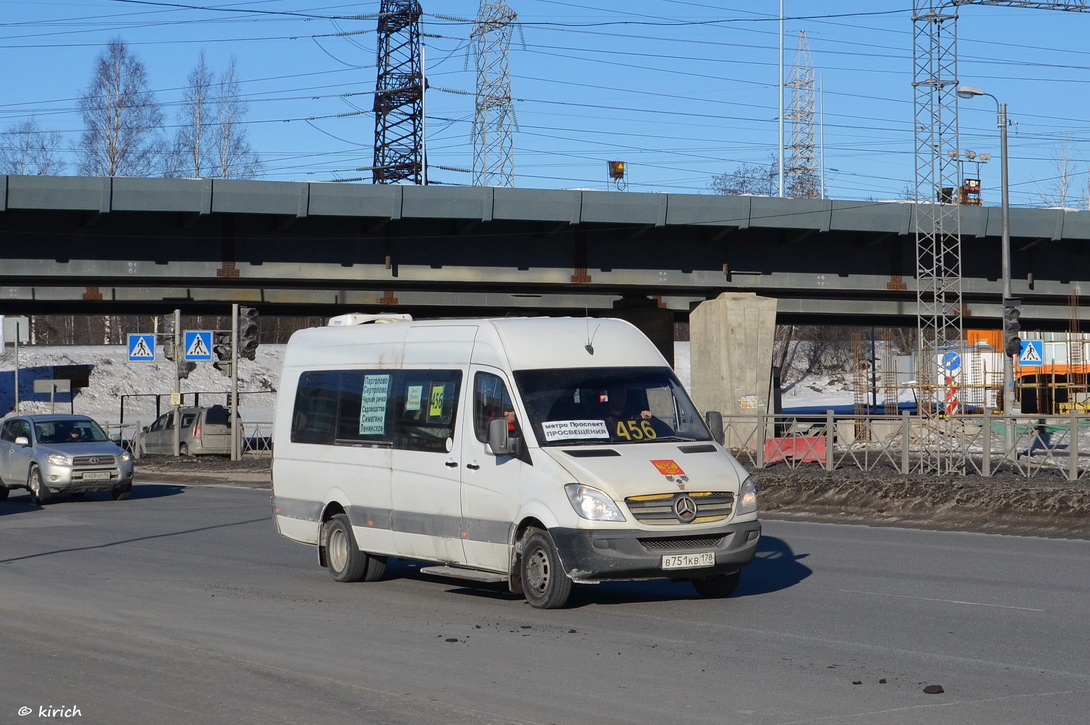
1038, 139, 1081, 209
77, 38, 165, 177
0, 118, 65, 175
171, 51, 216, 178
214, 57, 261, 179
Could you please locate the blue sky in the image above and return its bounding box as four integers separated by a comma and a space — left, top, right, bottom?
2, 1, 1089, 206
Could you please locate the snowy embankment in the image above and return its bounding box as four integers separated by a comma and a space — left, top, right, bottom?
0, 344, 285, 436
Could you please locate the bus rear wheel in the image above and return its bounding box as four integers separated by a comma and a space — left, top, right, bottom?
324, 515, 369, 583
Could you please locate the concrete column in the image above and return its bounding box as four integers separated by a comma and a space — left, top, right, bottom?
611, 297, 674, 367
690, 292, 777, 451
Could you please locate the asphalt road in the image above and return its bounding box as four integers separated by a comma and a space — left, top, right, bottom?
2, 482, 1089, 725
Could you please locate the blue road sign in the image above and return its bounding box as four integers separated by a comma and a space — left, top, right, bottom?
942, 351, 960, 373
1018, 339, 1044, 367
128, 334, 155, 361
183, 330, 214, 361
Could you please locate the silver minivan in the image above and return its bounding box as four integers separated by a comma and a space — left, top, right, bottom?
134, 405, 237, 457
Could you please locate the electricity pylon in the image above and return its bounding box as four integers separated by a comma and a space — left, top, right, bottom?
373, 0, 425, 184
471, 0, 518, 187
785, 31, 819, 200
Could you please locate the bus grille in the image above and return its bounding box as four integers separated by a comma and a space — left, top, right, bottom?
624, 491, 734, 525
639, 535, 725, 551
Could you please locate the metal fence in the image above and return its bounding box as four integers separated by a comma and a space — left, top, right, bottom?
723, 411, 1089, 480
111, 389, 276, 457
105, 420, 272, 456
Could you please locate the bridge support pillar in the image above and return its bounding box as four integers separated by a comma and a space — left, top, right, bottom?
690, 292, 777, 453
610, 297, 674, 367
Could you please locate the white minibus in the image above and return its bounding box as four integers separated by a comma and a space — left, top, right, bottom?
271, 315, 760, 608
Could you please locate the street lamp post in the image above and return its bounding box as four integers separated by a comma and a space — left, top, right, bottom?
957, 85, 1016, 450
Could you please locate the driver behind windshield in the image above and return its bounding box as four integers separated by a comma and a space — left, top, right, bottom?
600, 386, 672, 441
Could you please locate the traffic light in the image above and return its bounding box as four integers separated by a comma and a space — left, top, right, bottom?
238, 306, 259, 360
212, 332, 233, 377
1003, 298, 1022, 357
177, 360, 196, 379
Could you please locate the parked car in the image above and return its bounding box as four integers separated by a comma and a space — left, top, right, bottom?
134, 405, 238, 457
0, 414, 134, 504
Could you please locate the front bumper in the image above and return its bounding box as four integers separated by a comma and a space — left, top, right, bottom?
550, 519, 761, 583
39, 462, 135, 493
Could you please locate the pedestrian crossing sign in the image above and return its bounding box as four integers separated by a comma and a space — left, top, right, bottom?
128, 334, 155, 361
1018, 339, 1044, 367
184, 330, 214, 361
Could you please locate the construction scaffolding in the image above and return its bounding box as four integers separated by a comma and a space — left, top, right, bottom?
911, 1, 1090, 471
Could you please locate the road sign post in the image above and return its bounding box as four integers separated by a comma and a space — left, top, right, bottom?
3, 317, 29, 413
183, 331, 213, 361
1017, 339, 1044, 367
231, 304, 240, 461
173, 310, 181, 457
33, 379, 72, 414
128, 334, 155, 361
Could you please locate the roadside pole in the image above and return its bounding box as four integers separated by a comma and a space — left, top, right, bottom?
230, 304, 240, 461
14, 320, 20, 413
173, 309, 182, 457
2, 317, 33, 414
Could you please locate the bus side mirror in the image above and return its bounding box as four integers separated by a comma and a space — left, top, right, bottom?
704, 411, 724, 446
487, 417, 511, 456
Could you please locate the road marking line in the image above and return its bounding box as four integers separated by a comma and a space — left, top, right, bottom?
838, 589, 1044, 612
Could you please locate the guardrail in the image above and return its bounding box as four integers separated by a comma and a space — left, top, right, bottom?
722, 410, 1089, 480
241, 421, 272, 454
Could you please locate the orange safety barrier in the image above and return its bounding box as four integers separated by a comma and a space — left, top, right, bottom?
764, 436, 827, 464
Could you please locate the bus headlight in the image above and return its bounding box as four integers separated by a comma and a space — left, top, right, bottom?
565, 484, 626, 522
736, 476, 758, 516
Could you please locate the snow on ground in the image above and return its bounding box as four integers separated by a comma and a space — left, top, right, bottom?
779, 377, 857, 411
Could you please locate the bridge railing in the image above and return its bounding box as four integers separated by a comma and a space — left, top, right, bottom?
721, 410, 1089, 480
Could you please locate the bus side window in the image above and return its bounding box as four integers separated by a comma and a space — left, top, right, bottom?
473, 372, 514, 443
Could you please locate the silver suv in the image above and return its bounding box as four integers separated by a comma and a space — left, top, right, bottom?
134, 405, 238, 457
0, 415, 135, 504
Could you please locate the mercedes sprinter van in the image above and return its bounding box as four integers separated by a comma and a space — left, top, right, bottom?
271, 315, 760, 608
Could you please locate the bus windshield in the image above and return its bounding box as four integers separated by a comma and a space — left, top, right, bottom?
513, 367, 712, 446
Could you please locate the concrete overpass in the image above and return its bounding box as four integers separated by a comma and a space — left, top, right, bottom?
2, 175, 1089, 329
